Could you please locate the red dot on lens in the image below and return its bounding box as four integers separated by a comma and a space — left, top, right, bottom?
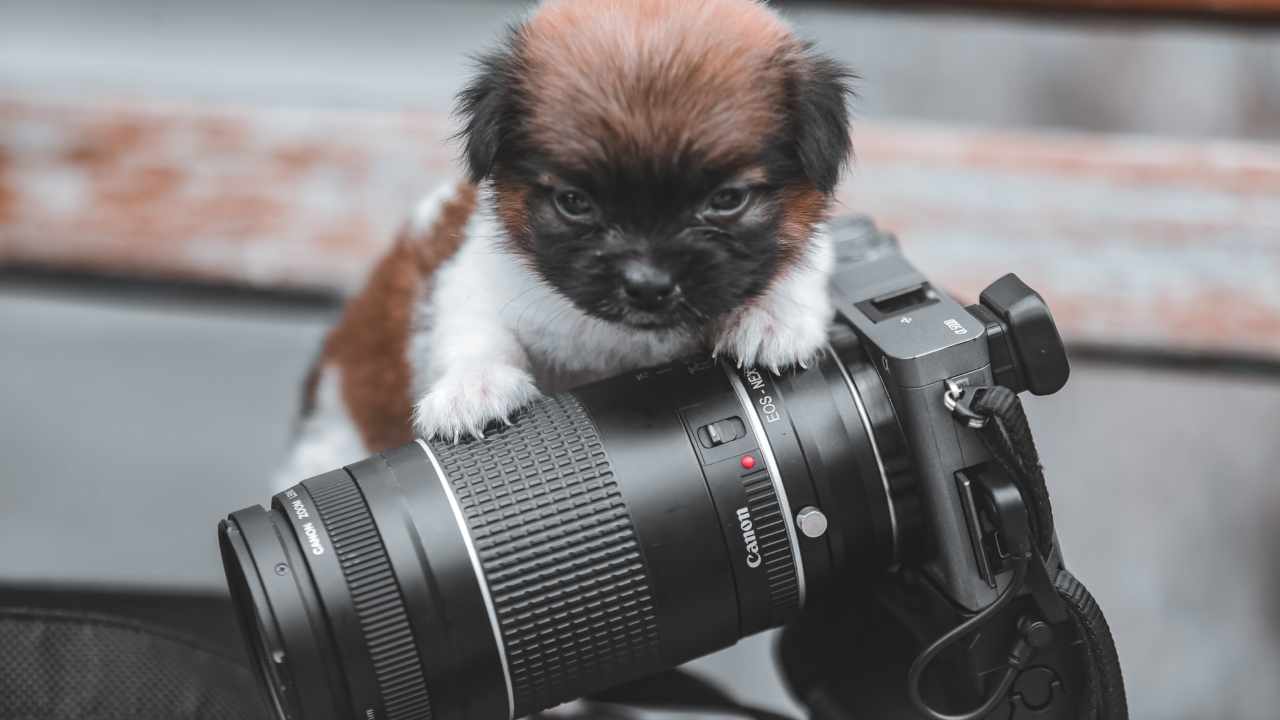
740, 455, 756, 469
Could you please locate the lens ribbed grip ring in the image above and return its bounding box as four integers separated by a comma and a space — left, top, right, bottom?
428, 394, 661, 716
307, 472, 433, 720
742, 469, 800, 617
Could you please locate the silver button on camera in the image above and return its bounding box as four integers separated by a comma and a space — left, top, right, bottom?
796, 507, 828, 539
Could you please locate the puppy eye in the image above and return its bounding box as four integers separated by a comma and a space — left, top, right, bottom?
554, 190, 595, 220
705, 187, 751, 217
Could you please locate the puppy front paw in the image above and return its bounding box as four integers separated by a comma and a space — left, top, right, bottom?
412, 365, 541, 443
713, 304, 829, 374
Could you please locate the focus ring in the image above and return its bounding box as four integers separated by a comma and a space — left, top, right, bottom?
742, 469, 801, 617
307, 472, 433, 720
429, 395, 661, 716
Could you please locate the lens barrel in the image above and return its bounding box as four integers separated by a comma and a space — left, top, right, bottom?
220, 330, 909, 720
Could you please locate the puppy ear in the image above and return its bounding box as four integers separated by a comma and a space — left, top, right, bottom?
455, 30, 522, 182
786, 46, 856, 194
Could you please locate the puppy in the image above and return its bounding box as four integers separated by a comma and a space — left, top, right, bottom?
278, 0, 854, 481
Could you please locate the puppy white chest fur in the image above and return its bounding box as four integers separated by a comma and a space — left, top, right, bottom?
410, 202, 706, 440
408, 193, 834, 443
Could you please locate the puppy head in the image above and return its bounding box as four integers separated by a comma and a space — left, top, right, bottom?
457, 0, 853, 330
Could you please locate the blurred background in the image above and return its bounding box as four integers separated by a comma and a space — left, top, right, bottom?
1, 1, 1278, 718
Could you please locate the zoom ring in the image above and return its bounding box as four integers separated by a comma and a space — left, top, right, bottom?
742, 470, 800, 616
430, 395, 662, 716
308, 473, 433, 720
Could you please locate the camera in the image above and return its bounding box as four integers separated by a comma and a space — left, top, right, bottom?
219, 219, 1122, 720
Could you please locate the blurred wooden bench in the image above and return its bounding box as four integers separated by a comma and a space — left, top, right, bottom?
2, 93, 1278, 361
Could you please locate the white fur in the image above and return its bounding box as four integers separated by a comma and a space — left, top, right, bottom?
410, 186, 835, 442
713, 227, 835, 373
409, 182, 458, 235
412, 362, 541, 442
410, 194, 703, 440
273, 365, 368, 491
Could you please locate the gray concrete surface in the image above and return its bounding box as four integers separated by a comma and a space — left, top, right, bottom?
2, 286, 1279, 718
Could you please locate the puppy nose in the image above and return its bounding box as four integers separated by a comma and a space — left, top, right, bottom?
621, 263, 677, 309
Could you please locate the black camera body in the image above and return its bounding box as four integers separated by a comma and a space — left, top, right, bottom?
775, 221, 1115, 720
220, 219, 1123, 720
827, 222, 1068, 610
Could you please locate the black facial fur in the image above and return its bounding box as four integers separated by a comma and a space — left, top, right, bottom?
515, 161, 786, 330
454, 26, 527, 183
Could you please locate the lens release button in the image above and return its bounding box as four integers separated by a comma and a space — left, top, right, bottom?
797, 507, 829, 539
698, 416, 747, 448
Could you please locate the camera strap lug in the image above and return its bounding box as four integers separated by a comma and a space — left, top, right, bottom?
943, 380, 988, 429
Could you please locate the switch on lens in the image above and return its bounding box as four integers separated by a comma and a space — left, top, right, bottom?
698, 417, 746, 448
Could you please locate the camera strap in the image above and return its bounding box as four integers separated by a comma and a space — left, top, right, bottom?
952, 384, 1128, 720
967, 386, 1055, 558
1054, 567, 1128, 720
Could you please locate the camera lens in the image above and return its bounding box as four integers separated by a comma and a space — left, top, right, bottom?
220, 328, 910, 720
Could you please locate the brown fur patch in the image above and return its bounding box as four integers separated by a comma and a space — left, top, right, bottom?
741, 183, 829, 305
519, 0, 798, 172
777, 184, 829, 247
314, 182, 478, 451
491, 178, 532, 251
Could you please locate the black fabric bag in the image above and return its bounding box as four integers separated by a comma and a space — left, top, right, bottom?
0, 606, 268, 720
